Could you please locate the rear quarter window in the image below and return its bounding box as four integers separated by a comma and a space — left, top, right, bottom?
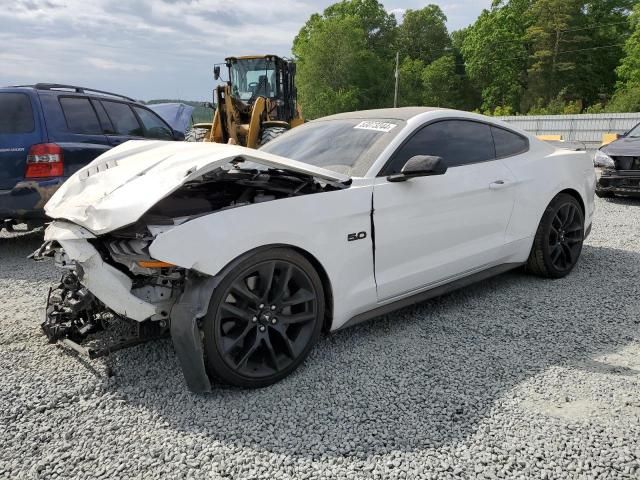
0, 93, 35, 134
491, 126, 529, 158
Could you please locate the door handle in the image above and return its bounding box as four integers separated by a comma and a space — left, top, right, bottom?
489, 180, 509, 190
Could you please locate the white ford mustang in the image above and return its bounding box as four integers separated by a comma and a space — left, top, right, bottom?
36, 107, 596, 391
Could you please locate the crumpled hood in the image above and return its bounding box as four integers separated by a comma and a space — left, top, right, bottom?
45, 140, 351, 235
601, 136, 640, 156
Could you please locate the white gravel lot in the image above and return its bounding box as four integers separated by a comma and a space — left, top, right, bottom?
1, 197, 639, 480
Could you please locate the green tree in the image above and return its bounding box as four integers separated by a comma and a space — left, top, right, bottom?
611, 3, 640, 111
461, 1, 531, 112
421, 56, 463, 108
397, 5, 451, 64
450, 27, 482, 111
397, 58, 427, 107
323, 0, 397, 58
576, 0, 635, 106
293, 13, 386, 119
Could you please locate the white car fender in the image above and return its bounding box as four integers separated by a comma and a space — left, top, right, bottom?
502, 149, 595, 250
149, 183, 378, 330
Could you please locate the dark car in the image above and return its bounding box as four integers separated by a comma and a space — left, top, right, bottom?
594, 122, 640, 198
0, 84, 184, 230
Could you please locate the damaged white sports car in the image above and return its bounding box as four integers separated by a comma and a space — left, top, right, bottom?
35, 108, 596, 391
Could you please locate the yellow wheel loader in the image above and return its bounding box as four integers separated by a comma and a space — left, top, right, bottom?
204, 55, 304, 148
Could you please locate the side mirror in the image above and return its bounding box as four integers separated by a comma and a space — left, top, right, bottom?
214, 66, 221, 80
387, 155, 448, 183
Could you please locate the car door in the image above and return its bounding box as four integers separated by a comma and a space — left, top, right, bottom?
52, 96, 111, 177
373, 119, 517, 302
98, 100, 145, 147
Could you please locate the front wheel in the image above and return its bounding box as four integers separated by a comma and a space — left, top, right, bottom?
259, 126, 287, 146
526, 193, 585, 278
203, 248, 324, 388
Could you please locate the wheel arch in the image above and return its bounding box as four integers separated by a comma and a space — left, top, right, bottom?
213, 243, 335, 333
558, 188, 585, 216
289, 246, 334, 333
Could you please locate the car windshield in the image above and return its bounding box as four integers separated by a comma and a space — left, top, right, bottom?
259, 118, 405, 176
229, 58, 277, 101
627, 123, 640, 138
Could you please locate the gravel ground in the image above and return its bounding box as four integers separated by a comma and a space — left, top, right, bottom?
1, 197, 639, 480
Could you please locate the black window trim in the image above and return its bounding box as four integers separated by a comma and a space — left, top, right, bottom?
58, 95, 105, 136
89, 97, 116, 135
377, 117, 530, 176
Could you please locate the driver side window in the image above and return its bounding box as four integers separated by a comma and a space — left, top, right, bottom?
386, 120, 496, 174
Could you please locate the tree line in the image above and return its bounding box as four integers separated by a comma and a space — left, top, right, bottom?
292, 0, 640, 118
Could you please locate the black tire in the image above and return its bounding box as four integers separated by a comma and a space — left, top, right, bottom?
185, 127, 209, 142
203, 248, 324, 388
259, 127, 287, 146
526, 193, 585, 279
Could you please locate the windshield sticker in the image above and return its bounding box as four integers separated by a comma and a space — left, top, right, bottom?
354, 121, 397, 133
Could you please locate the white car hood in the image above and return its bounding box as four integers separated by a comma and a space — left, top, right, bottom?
45, 140, 351, 235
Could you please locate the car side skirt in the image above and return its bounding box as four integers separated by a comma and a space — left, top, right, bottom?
338, 262, 523, 331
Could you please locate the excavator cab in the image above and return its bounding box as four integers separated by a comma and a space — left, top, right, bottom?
207, 55, 303, 148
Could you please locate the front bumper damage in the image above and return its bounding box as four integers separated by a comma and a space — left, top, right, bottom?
42, 272, 166, 359
34, 221, 214, 392
597, 169, 640, 196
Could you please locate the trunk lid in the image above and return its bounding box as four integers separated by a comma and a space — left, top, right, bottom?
0, 91, 43, 189
45, 140, 351, 235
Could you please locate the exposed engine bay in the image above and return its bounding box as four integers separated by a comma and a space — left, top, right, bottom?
112, 166, 340, 231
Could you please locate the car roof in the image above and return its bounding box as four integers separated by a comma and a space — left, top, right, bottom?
2, 84, 139, 103
314, 107, 444, 122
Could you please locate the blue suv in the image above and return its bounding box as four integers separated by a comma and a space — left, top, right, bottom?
0, 84, 185, 230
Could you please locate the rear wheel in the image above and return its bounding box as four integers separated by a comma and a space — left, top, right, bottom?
203, 248, 324, 388
526, 193, 585, 278
259, 126, 287, 146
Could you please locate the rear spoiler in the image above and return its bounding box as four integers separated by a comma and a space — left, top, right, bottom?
537, 136, 586, 151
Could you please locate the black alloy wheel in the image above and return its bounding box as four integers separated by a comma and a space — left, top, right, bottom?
548, 202, 584, 272
203, 248, 324, 388
527, 193, 585, 278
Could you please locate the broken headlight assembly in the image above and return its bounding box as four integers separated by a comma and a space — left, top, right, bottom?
594, 150, 615, 169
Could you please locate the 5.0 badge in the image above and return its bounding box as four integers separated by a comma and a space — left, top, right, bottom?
347, 232, 367, 242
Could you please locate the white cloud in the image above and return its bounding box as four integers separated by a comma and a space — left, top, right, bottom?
388, 8, 406, 23
0, 0, 491, 100
87, 58, 153, 73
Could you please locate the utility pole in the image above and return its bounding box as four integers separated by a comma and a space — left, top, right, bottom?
394, 51, 399, 108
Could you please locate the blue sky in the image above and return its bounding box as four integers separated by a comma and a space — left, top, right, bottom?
0, 0, 492, 101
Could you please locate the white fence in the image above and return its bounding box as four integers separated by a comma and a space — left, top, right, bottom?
497, 113, 640, 151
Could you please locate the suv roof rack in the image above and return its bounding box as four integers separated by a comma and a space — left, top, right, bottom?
21, 84, 137, 102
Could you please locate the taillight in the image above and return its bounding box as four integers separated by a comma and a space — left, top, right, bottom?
25, 143, 64, 178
